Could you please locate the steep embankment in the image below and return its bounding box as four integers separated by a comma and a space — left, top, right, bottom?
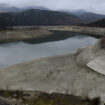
0, 39, 105, 102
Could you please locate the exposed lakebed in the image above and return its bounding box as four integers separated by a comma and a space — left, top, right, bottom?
0, 31, 97, 68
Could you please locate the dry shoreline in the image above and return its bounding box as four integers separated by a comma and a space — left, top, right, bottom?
0, 26, 104, 43
0, 26, 105, 105
0, 28, 52, 44
43, 26, 105, 37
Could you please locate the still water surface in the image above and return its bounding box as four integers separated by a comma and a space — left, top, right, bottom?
0, 33, 97, 68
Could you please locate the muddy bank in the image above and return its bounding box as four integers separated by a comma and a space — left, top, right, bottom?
42, 26, 105, 37
0, 29, 84, 44
0, 29, 52, 44
67, 26, 105, 37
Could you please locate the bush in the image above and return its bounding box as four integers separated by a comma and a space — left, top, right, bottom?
92, 97, 100, 105
100, 37, 105, 49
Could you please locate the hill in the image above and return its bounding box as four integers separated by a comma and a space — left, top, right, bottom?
0, 9, 84, 28
0, 17, 16, 28
79, 12, 105, 23
0, 4, 21, 12
0, 3, 49, 13
88, 18, 105, 27
68, 9, 87, 17
0, 4, 105, 25
62, 9, 105, 23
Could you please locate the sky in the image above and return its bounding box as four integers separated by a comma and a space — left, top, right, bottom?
0, 0, 105, 14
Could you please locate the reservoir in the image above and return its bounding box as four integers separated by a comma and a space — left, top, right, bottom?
0, 32, 97, 68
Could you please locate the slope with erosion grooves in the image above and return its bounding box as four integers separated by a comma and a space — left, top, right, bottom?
0, 39, 105, 103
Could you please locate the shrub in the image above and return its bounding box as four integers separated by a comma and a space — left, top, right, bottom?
100, 37, 105, 49
92, 97, 100, 105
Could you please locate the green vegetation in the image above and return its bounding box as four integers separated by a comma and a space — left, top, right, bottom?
0, 17, 14, 29
0, 90, 100, 105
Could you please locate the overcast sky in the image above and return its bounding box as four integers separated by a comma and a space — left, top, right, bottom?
0, 0, 105, 14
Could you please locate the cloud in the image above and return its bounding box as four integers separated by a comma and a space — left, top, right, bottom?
0, 0, 105, 14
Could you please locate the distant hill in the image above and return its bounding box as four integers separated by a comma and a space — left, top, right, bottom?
0, 9, 84, 28
0, 4, 104, 25
63, 9, 105, 23
79, 12, 105, 23
0, 4, 21, 12
22, 6, 49, 11
69, 10, 87, 17
88, 18, 105, 27
0, 3, 49, 13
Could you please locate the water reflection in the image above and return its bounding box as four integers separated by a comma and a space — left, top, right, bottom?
0, 34, 97, 68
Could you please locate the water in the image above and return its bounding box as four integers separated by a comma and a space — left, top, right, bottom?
0, 34, 97, 68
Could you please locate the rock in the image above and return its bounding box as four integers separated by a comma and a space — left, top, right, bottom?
87, 55, 105, 75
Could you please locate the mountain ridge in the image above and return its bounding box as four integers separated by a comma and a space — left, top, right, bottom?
79, 12, 105, 23
0, 9, 84, 28
62, 9, 105, 23
0, 3, 49, 13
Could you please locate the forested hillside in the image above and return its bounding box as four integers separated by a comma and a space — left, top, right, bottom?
0, 9, 84, 28
88, 18, 105, 27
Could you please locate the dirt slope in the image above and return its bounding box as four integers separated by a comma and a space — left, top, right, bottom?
0, 40, 105, 103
